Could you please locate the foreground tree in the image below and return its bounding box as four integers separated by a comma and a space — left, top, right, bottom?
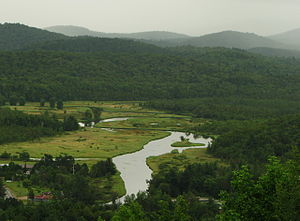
218, 157, 300, 221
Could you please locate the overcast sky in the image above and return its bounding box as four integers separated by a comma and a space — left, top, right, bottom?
1, 0, 299, 36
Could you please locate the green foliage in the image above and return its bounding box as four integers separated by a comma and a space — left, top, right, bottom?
218, 157, 300, 221
208, 114, 300, 165
19, 152, 30, 162
49, 98, 56, 108
0, 23, 67, 50
18, 97, 26, 106
112, 201, 146, 221
27, 188, 34, 200
63, 115, 79, 131
0, 179, 5, 198
57, 100, 63, 109
39, 98, 45, 107
149, 162, 231, 198
90, 158, 117, 178
0, 48, 300, 107
9, 95, 18, 106
0, 108, 64, 144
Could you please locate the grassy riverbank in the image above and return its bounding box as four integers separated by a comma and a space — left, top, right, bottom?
171, 140, 205, 147
147, 148, 221, 174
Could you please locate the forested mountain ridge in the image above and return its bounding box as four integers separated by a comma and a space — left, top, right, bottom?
1, 48, 300, 105
145, 30, 289, 49
248, 47, 300, 58
45, 25, 191, 40
24, 36, 165, 53
0, 23, 67, 50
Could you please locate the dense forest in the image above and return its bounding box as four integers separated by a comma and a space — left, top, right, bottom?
1, 48, 300, 120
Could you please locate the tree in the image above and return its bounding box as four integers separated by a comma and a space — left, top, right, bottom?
218, 157, 300, 221
63, 116, 79, 131
49, 98, 56, 108
0, 179, 5, 198
57, 100, 63, 110
84, 110, 93, 126
0, 95, 5, 106
40, 99, 45, 107
90, 107, 103, 123
112, 201, 146, 221
28, 188, 34, 200
19, 152, 30, 162
19, 97, 26, 106
9, 95, 18, 106
90, 159, 116, 178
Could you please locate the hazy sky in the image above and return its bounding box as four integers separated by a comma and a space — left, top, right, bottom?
1, 0, 299, 36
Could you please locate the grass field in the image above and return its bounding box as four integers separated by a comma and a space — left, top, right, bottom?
147, 148, 221, 174
0, 128, 169, 159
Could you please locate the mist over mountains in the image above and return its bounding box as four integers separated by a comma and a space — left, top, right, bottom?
45, 24, 300, 52
0, 23, 300, 58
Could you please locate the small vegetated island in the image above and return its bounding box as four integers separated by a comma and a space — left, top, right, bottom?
171, 137, 205, 147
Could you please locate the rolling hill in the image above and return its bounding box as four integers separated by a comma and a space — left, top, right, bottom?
268, 28, 300, 48
0, 23, 67, 50
24, 36, 165, 53
151, 31, 289, 49
248, 47, 300, 58
45, 25, 191, 40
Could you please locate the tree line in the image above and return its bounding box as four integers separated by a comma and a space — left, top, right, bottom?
0, 108, 78, 144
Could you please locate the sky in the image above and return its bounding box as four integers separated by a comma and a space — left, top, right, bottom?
0, 0, 299, 36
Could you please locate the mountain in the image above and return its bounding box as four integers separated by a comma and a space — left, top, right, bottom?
45, 25, 191, 40
248, 47, 300, 58
1, 48, 300, 103
150, 31, 289, 49
25, 36, 164, 53
268, 28, 300, 48
0, 23, 67, 50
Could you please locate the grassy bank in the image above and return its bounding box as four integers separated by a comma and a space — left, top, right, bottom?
147, 148, 221, 174
171, 140, 205, 147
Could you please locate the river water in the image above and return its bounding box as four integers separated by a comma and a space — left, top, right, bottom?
112, 131, 211, 202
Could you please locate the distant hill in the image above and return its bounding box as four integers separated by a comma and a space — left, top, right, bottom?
268, 28, 300, 49
25, 36, 165, 53
0, 23, 67, 50
151, 31, 289, 49
45, 25, 191, 40
248, 47, 300, 58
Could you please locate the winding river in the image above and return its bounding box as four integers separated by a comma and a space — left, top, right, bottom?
100, 118, 212, 202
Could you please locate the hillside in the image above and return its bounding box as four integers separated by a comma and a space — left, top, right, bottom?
24, 36, 164, 53
1, 48, 300, 105
150, 31, 289, 49
0, 23, 67, 50
45, 25, 190, 40
248, 47, 300, 58
269, 28, 300, 48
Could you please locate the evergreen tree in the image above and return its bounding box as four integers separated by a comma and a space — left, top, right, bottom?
57, 100, 63, 110
19, 97, 26, 106
9, 95, 18, 106
63, 116, 79, 131
49, 98, 56, 109
0, 95, 5, 106
40, 99, 45, 107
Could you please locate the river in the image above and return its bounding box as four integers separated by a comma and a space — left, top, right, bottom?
111, 129, 211, 202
